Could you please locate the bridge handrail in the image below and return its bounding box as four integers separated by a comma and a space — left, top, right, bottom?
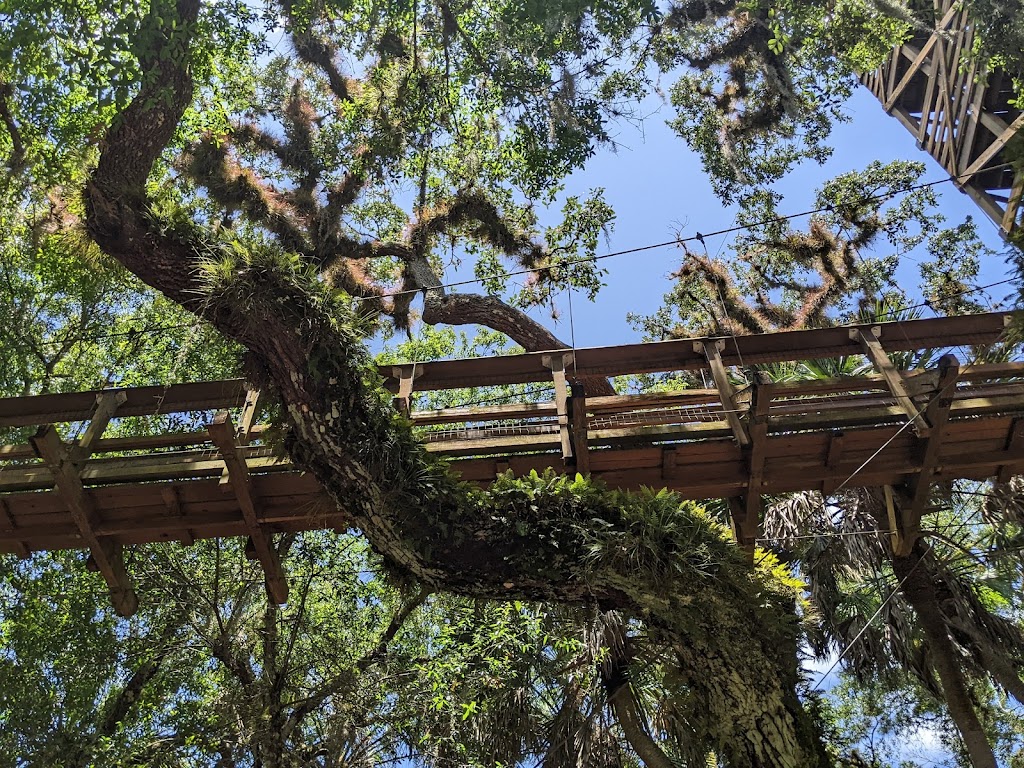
0, 311, 1015, 428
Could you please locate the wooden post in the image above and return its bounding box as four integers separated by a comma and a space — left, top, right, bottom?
220, 387, 262, 487
236, 388, 262, 444
696, 340, 750, 446
209, 412, 289, 604
997, 418, 1024, 483
822, 432, 845, 495
161, 486, 194, 546
0, 499, 30, 559
727, 498, 755, 562
391, 364, 418, 417
542, 352, 575, 462
851, 327, 930, 436
31, 425, 138, 617
897, 354, 960, 557
568, 381, 590, 475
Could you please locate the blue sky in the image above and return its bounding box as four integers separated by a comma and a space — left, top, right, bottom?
489, 84, 1014, 350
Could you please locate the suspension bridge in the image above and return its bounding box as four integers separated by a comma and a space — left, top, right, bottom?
1, 311, 1023, 614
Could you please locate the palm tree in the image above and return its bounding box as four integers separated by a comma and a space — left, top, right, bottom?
759, 304, 1024, 767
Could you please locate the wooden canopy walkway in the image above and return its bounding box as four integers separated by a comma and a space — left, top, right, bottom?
863, 0, 1024, 235
2, 311, 1023, 613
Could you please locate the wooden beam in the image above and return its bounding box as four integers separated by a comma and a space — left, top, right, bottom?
727, 497, 755, 561
391, 364, 418, 417
850, 327, 930, 435
697, 340, 750, 446
1002, 170, 1024, 233
208, 412, 289, 604
734, 377, 770, 552
543, 353, 575, 461
0, 498, 30, 559
822, 432, 846, 495
0, 379, 249, 429
161, 486, 194, 546
30, 425, 138, 616
221, 388, 262, 487
898, 354, 960, 556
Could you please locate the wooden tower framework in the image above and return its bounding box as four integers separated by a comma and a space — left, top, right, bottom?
863, 0, 1024, 235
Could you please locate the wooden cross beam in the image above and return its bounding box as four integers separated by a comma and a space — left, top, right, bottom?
543, 352, 575, 461
208, 411, 289, 604
850, 327, 930, 436
696, 340, 750, 446
895, 354, 960, 557
31, 424, 138, 617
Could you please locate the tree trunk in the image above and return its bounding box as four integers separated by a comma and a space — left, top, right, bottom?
893, 543, 997, 768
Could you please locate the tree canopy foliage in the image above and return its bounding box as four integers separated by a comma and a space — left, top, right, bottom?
1, 0, 1024, 766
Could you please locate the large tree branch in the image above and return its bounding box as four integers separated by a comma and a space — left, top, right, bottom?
82, 7, 826, 761
84, 0, 203, 307
419, 287, 616, 396
283, 587, 430, 737
599, 618, 676, 768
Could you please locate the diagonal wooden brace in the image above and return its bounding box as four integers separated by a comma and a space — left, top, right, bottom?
696, 340, 750, 446
31, 425, 138, 617
896, 354, 960, 555
221, 387, 262, 487
73, 391, 127, 462
851, 327, 930, 436
209, 412, 289, 604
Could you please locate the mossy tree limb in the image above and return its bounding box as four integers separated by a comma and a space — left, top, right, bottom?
83, 2, 830, 764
